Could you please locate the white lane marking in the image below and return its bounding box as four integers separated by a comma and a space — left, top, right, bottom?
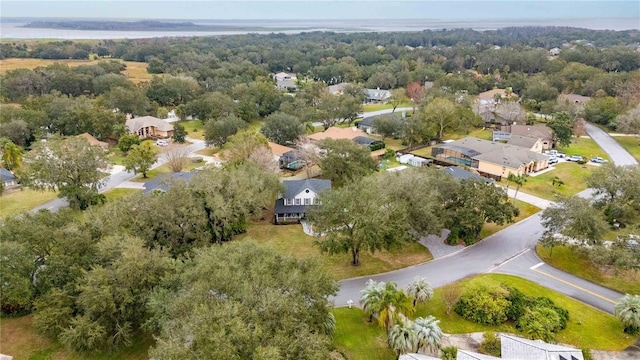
530, 262, 545, 270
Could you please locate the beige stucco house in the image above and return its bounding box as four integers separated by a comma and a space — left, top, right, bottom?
126, 116, 174, 139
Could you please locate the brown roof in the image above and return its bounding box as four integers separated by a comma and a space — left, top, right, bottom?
508, 124, 552, 140
78, 133, 109, 147
308, 126, 367, 141
267, 141, 294, 156
477, 89, 518, 101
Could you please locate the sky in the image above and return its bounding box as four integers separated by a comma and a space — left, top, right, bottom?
1, 1, 638, 20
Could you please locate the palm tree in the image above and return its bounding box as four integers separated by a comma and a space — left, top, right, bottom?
405, 276, 434, 307
414, 315, 443, 353
323, 312, 336, 336
615, 294, 640, 335
512, 174, 528, 203
360, 279, 385, 323
378, 282, 414, 331
1, 139, 24, 171
388, 314, 417, 359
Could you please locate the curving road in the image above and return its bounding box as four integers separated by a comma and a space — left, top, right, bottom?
333, 125, 636, 314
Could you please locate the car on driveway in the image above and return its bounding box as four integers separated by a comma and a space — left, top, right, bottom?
544, 150, 565, 158
567, 155, 584, 162
155, 139, 169, 147
548, 156, 558, 164
590, 157, 608, 163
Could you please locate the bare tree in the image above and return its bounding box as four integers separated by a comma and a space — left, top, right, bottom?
295, 136, 320, 179
495, 102, 526, 124
441, 283, 462, 315
165, 147, 191, 172
248, 145, 280, 174
616, 105, 640, 136
406, 81, 425, 114
573, 118, 587, 143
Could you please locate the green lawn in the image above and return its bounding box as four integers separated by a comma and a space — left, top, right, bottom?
178, 120, 204, 140
237, 221, 433, 280
536, 244, 640, 295
130, 162, 204, 183
506, 162, 594, 201
332, 308, 396, 360
0, 188, 58, 219
0, 315, 151, 360
479, 202, 541, 239
558, 138, 609, 160
103, 188, 141, 202
362, 102, 413, 113
413, 274, 633, 350
614, 136, 640, 162
195, 147, 218, 156
107, 146, 127, 166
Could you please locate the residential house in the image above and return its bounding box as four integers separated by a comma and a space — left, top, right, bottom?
126, 116, 174, 139
431, 137, 549, 180
327, 82, 351, 95
353, 136, 385, 150
78, 132, 109, 147
274, 72, 297, 91
273, 179, 331, 224
477, 89, 517, 105
444, 166, 494, 184
502, 124, 554, 150
558, 93, 590, 105
507, 135, 544, 153
0, 168, 18, 189
357, 113, 404, 135
457, 334, 584, 360
308, 126, 368, 142
279, 150, 305, 170
365, 88, 391, 103
268, 141, 295, 163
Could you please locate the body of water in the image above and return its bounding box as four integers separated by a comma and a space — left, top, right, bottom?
1, 18, 638, 40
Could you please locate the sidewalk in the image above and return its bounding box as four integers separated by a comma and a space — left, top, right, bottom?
502, 187, 554, 209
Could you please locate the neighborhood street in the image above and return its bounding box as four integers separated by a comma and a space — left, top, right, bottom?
333, 129, 635, 314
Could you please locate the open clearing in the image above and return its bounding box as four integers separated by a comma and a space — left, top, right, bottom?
0, 58, 154, 84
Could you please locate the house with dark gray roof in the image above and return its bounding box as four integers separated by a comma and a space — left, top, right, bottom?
444, 166, 494, 184
507, 135, 544, 153
357, 113, 403, 135
0, 168, 18, 189
274, 179, 331, 224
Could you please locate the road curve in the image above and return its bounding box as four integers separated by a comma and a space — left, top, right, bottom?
585, 123, 637, 166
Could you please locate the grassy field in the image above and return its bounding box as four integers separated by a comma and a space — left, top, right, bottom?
237, 220, 433, 280
0, 315, 151, 360
415, 274, 633, 350
103, 188, 141, 202
179, 120, 205, 140
107, 146, 127, 166
0, 58, 153, 84
504, 162, 594, 201
614, 136, 640, 161
536, 244, 640, 295
332, 308, 396, 360
0, 188, 58, 219
558, 137, 609, 160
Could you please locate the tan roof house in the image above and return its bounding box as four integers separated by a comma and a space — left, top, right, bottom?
431, 137, 548, 180
267, 141, 295, 162
507, 135, 544, 153
126, 116, 174, 139
78, 133, 109, 147
477, 89, 518, 103
308, 126, 367, 142
327, 82, 352, 95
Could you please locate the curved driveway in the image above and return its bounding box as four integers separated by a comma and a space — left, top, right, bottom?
333, 125, 637, 314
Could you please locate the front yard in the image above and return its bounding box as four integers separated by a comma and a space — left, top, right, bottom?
130, 161, 205, 183
506, 162, 594, 201
558, 137, 609, 160
0, 188, 58, 219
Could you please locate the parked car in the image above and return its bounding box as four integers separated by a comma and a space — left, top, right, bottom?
590, 157, 608, 164
548, 156, 558, 164
155, 139, 169, 147
544, 150, 565, 158
567, 155, 583, 162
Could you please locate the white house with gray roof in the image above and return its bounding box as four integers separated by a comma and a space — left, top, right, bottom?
456, 334, 584, 360
274, 179, 331, 224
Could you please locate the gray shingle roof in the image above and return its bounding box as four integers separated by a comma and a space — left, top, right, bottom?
500, 334, 584, 360
353, 136, 378, 146
444, 166, 494, 183
457, 350, 500, 360
274, 198, 308, 214
366, 88, 391, 101
440, 137, 547, 168
283, 179, 331, 199
507, 135, 539, 148
0, 168, 16, 182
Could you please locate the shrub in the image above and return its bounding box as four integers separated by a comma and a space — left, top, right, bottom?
582, 348, 594, 360
454, 284, 510, 325
517, 307, 562, 342
480, 332, 501, 357
532, 296, 569, 330
440, 346, 457, 360
504, 285, 529, 321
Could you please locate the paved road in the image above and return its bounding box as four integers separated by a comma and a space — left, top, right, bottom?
311, 107, 414, 127
334, 126, 635, 313
585, 123, 638, 166
32, 138, 207, 213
